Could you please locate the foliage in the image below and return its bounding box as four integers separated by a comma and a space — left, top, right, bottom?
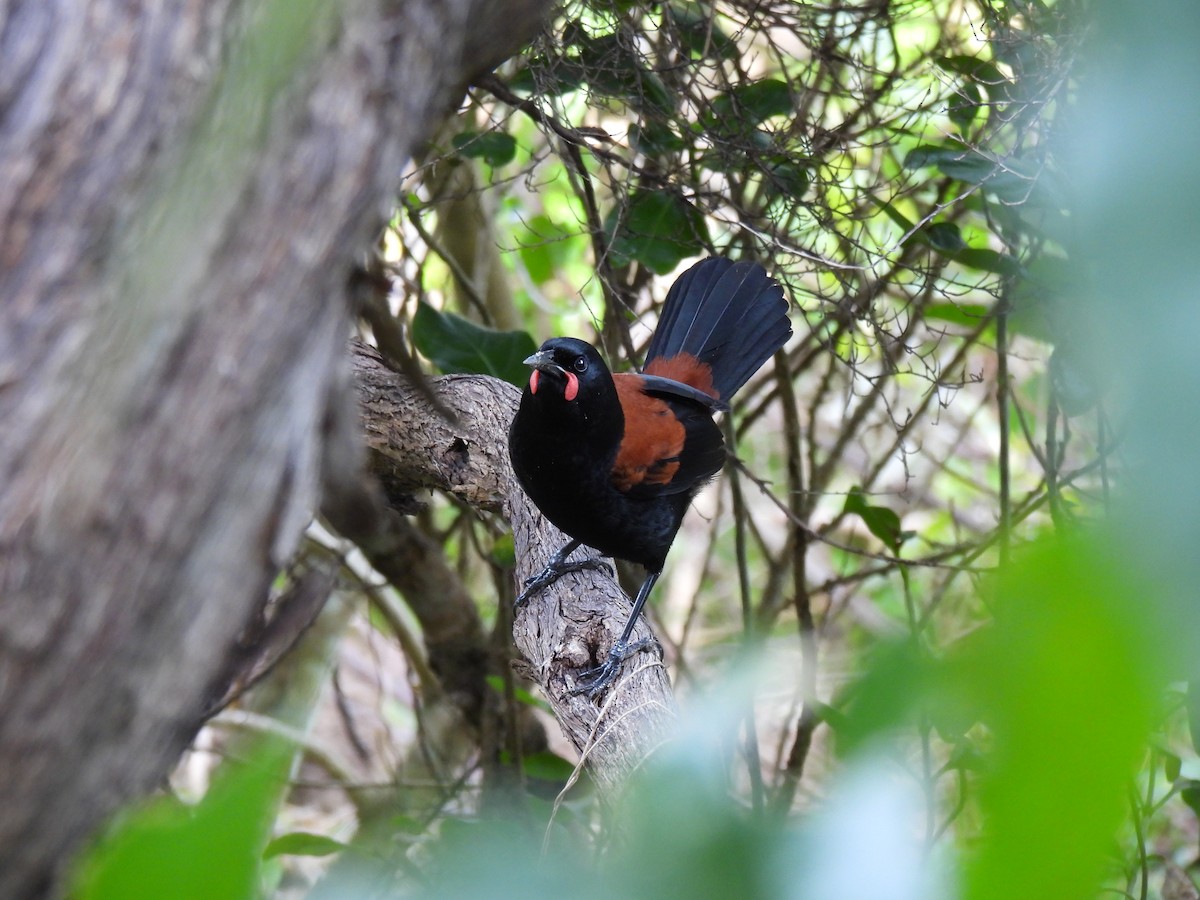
72, 741, 293, 899
411, 301, 536, 385
78, 0, 1200, 898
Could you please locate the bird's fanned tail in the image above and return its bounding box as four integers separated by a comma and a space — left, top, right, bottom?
644, 257, 792, 400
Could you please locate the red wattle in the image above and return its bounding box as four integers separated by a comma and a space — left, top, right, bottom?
530, 370, 540, 394
565, 372, 579, 401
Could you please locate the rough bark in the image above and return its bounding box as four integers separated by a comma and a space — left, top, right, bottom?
0, 0, 549, 894
351, 344, 678, 798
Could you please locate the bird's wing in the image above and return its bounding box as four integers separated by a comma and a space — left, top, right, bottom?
637, 372, 729, 412
611, 373, 726, 498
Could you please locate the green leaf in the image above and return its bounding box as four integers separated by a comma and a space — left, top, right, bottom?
630, 69, 676, 118
949, 81, 984, 132
835, 638, 930, 755
490, 533, 516, 567
574, 31, 675, 117
963, 537, 1159, 900
1190, 681, 1200, 756
843, 487, 904, 550
762, 156, 810, 197
73, 741, 292, 900
412, 303, 538, 386
1163, 749, 1183, 783
485, 674, 551, 713
1049, 347, 1100, 417
946, 740, 988, 774
507, 58, 586, 96
937, 55, 1014, 99
924, 302, 990, 328
263, 832, 347, 860
452, 131, 518, 167
1181, 779, 1200, 817
925, 221, 965, 252
871, 196, 918, 232
630, 121, 686, 156
517, 214, 582, 286
715, 79, 792, 124
521, 750, 579, 783
668, 4, 738, 59
904, 145, 1034, 201
604, 190, 709, 274
905, 144, 995, 181
952, 248, 1021, 276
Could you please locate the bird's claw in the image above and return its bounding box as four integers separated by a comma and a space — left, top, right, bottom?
568, 637, 658, 697
514, 556, 613, 608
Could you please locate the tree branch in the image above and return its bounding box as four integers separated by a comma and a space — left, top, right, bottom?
350, 342, 678, 798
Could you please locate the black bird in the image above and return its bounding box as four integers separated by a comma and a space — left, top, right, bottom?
508, 257, 792, 695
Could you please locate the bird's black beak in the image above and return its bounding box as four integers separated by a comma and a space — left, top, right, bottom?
523, 350, 565, 375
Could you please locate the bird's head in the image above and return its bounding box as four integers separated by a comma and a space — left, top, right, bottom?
522, 337, 612, 404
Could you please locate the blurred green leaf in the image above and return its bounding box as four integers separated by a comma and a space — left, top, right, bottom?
574, 30, 675, 117
836, 638, 931, 755
937, 55, 1014, 102
905, 144, 993, 180
904, 145, 1034, 201
668, 4, 738, 59
263, 831, 347, 860
1181, 779, 1200, 818
412, 302, 538, 386
949, 81, 984, 131
844, 487, 904, 550
507, 58, 586, 96
485, 674, 551, 713
630, 120, 686, 156
73, 741, 291, 900
452, 130, 518, 166
963, 536, 1159, 900
1163, 750, 1182, 783
952, 247, 1021, 276
490, 532, 516, 567
517, 213, 581, 286
762, 156, 810, 197
520, 750, 579, 783
1191, 682, 1200, 756
605, 190, 709, 274
616, 757, 778, 900
926, 221, 966, 252
712, 78, 793, 126
409, 817, 583, 900
872, 196, 919, 233
924, 302, 990, 328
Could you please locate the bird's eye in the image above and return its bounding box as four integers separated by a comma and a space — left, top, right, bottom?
572, 357, 588, 373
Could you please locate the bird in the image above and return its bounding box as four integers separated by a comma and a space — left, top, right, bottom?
508, 257, 792, 696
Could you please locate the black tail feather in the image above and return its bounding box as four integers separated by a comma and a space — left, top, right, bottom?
646, 258, 792, 399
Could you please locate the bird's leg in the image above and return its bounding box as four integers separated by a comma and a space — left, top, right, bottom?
514, 539, 614, 608
570, 570, 662, 697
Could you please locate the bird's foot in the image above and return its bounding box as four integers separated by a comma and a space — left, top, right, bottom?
569, 636, 659, 698
514, 556, 613, 608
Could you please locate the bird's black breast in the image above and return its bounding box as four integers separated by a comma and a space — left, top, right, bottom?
509, 389, 687, 571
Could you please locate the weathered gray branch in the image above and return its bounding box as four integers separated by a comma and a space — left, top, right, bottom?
351, 343, 678, 798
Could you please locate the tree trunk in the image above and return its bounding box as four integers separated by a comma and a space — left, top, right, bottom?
0, 0, 548, 894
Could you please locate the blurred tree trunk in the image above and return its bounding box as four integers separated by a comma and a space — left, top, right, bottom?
0, 0, 548, 894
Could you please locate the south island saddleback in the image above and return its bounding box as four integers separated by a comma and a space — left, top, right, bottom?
508, 257, 792, 695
